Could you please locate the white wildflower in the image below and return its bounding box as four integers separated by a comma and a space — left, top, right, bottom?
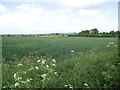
106, 45, 109, 47
52, 64, 56, 66
41, 74, 47, 78
52, 59, 56, 63
16, 77, 22, 81
23, 71, 26, 73
21, 79, 32, 83
46, 65, 49, 68
37, 59, 41, 63
69, 86, 73, 89
30, 78, 33, 80
3, 86, 6, 88
118, 63, 120, 65
35, 66, 39, 69
70, 50, 74, 53
68, 84, 73, 89
54, 72, 57, 75
114, 45, 117, 47
64, 85, 68, 87
109, 42, 114, 44
84, 83, 88, 86
15, 82, 20, 87
26, 79, 30, 82
41, 60, 46, 64
18, 64, 23, 66
47, 78, 51, 80
14, 73, 17, 78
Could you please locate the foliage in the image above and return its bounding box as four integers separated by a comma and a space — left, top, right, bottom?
79, 30, 90, 34
90, 28, 99, 34
2, 37, 119, 88
2, 50, 119, 88
2, 37, 118, 60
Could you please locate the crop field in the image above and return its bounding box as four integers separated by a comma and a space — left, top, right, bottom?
2, 36, 119, 88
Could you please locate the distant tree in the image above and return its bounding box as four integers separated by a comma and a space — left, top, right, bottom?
115, 31, 120, 36
78, 32, 81, 34
102, 32, 106, 34
90, 28, 99, 34
55, 33, 61, 35
79, 30, 90, 34
115, 31, 120, 34
109, 30, 115, 35
84, 30, 90, 34
7, 34, 11, 37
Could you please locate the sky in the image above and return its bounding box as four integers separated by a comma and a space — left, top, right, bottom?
0, 0, 119, 34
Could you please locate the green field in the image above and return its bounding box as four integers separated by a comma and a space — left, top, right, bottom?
2, 36, 119, 88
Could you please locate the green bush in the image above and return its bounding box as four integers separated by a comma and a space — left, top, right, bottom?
2, 51, 119, 88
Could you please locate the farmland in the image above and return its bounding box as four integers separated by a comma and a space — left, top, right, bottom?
2, 36, 119, 88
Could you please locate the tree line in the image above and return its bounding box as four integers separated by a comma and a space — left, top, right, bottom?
68, 28, 120, 37
1, 28, 120, 37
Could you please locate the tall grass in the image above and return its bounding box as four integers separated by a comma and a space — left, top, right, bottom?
2, 37, 119, 88
2, 50, 119, 88
2, 37, 118, 61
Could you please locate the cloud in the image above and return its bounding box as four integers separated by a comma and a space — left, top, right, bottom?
60, 0, 105, 8
1, 0, 119, 9
0, 0, 119, 2
0, 3, 48, 34
0, 1, 117, 34
79, 9, 109, 20
0, 3, 79, 34
0, 3, 8, 13
16, 4, 47, 16
17, 4, 30, 11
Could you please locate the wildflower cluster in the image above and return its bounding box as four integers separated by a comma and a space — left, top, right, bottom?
106, 42, 117, 47
84, 83, 89, 88
11, 55, 58, 88
64, 84, 73, 89
70, 50, 74, 53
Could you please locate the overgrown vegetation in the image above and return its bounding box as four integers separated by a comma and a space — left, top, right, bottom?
68, 28, 119, 37
2, 36, 119, 88
2, 50, 119, 88
2, 37, 118, 60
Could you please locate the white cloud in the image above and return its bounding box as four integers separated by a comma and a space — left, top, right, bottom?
16, 4, 46, 15
79, 9, 109, 20
17, 4, 30, 12
0, 0, 119, 2
1, 0, 119, 9
0, 3, 8, 13
0, 3, 78, 34
60, 0, 105, 8
0, 4, 48, 34
0, 1, 117, 34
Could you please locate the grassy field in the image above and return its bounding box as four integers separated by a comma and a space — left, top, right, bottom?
2, 36, 119, 88
2, 37, 118, 60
